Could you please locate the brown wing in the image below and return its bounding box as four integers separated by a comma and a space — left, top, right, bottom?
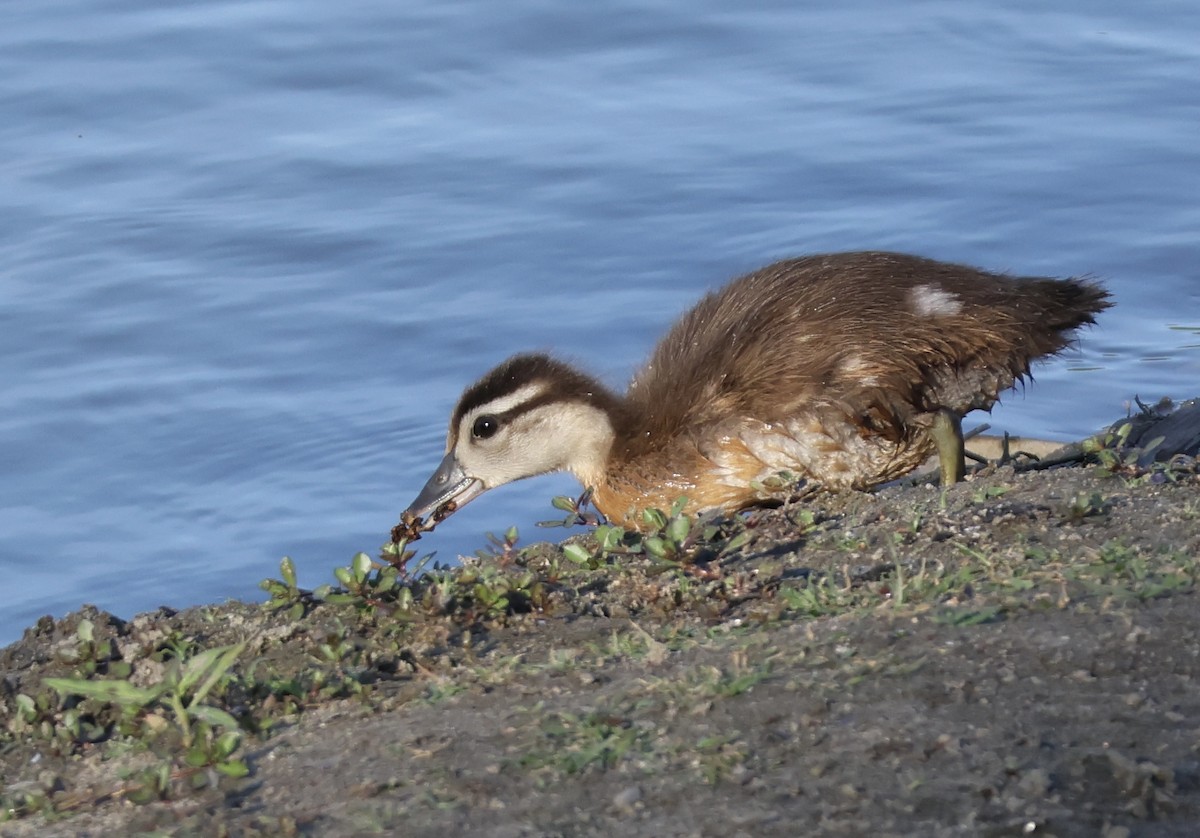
621, 252, 1109, 455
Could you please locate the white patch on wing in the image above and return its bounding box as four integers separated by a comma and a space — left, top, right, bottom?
838, 355, 880, 387
909, 284, 962, 317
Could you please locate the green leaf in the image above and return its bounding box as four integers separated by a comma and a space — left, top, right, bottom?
395, 587, 414, 610
1115, 422, 1132, 444
666, 514, 691, 545
642, 508, 668, 532
562, 543, 593, 565
669, 496, 690, 518
551, 495, 577, 512
180, 642, 245, 705
505, 525, 519, 543
214, 730, 242, 758
127, 782, 162, 805
215, 759, 250, 778
597, 525, 625, 554
333, 566, 354, 587
1142, 435, 1166, 455
177, 646, 225, 695
722, 531, 750, 554
15, 692, 35, 719
61, 708, 81, 736
190, 704, 242, 731
351, 552, 373, 581
76, 619, 95, 644
43, 677, 160, 707
644, 537, 669, 559
279, 556, 297, 588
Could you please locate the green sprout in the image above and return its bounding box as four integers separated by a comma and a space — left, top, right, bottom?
44, 641, 246, 764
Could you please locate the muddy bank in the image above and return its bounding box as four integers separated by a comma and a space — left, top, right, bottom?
1, 412, 1199, 837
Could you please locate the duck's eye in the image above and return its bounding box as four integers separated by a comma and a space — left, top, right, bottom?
471, 415, 500, 440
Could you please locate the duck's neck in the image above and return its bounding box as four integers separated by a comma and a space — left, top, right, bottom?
556, 401, 618, 489
527, 367, 628, 490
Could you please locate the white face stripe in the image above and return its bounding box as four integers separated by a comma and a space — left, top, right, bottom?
448, 381, 549, 451
909, 284, 962, 317
466, 382, 549, 419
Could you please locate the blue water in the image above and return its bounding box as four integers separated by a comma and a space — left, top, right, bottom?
2, 0, 1198, 645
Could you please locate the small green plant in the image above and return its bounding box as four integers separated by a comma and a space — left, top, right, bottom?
637, 497, 701, 562
315, 552, 410, 610
525, 710, 652, 775
42, 643, 250, 794
455, 563, 543, 617
562, 538, 604, 569
692, 734, 750, 784
971, 485, 1009, 504
1065, 490, 1108, 521
476, 526, 522, 562
239, 655, 364, 716
779, 576, 855, 617
45, 642, 246, 753
560, 495, 750, 571
0, 784, 53, 822
539, 489, 604, 528
313, 619, 359, 666
1084, 419, 1172, 483
52, 619, 128, 679
786, 506, 821, 534
259, 556, 312, 620
711, 664, 771, 698
378, 534, 439, 577
5, 688, 81, 746
1079, 542, 1196, 601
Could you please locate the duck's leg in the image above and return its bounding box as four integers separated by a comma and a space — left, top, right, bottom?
931, 408, 966, 485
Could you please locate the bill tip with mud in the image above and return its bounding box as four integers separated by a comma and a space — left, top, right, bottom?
390, 500, 458, 544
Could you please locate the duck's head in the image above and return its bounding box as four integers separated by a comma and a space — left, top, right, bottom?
403, 354, 621, 524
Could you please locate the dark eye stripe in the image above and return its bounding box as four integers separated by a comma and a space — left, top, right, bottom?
464, 394, 586, 444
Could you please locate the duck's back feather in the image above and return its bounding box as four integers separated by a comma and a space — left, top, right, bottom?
619, 251, 1109, 464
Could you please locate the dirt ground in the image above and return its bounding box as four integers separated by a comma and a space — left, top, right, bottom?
2, 410, 1199, 837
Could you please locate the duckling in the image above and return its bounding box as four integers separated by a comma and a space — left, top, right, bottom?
404, 251, 1110, 531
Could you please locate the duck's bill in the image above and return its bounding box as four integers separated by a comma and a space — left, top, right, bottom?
403, 451, 486, 522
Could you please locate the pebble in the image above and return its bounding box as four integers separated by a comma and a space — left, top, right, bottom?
613, 784, 642, 811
